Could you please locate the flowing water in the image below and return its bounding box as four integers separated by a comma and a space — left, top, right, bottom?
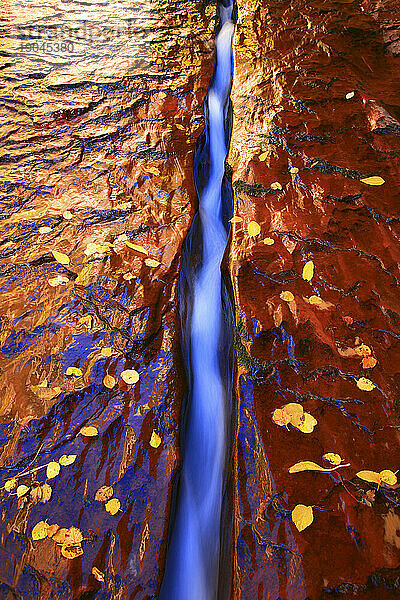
160, 2, 235, 599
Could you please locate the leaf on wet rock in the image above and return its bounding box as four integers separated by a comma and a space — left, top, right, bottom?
47, 523, 60, 538
39, 226, 52, 234
4, 478, 18, 492
125, 241, 148, 255
65, 527, 83, 545
355, 344, 371, 357
144, 258, 160, 268
63, 211, 73, 220
48, 274, 69, 287
263, 237, 275, 245
150, 431, 162, 448
41, 483, 52, 503
121, 369, 139, 385
356, 377, 375, 391
16, 484, 30, 498
345, 91, 355, 99
362, 356, 377, 369
101, 347, 113, 357
59, 454, 77, 467
30, 486, 42, 504
270, 182, 282, 190
379, 470, 397, 486
360, 176, 385, 186
289, 461, 335, 473
80, 426, 99, 437
66, 367, 82, 377
247, 221, 261, 237
356, 470, 381, 484
280, 291, 294, 302
61, 543, 83, 560
259, 152, 268, 161
308, 295, 322, 305
295, 412, 317, 433
46, 462, 60, 479
32, 520, 49, 540
229, 216, 243, 223
95, 486, 114, 502
272, 408, 291, 427
52, 528, 69, 544
323, 453, 342, 465
92, 567, 105, 582
105, 498, 121, 515
52, 250, 70, 265
302, 260, 314, 281
103, 375, 116, 389
292, 504, 313, 532
146, 167, 160, 175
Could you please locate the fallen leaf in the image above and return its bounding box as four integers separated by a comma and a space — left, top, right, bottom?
360, 176, 385, 186
302, 260, 314, 281
16, 484, 30, 498
229, 216, 243, 223
323, 453, 342, 466
144, 258, 160, 268
32, 520, 49, 540
362, 356, 377, 369
270, 182, 282, 190
4, 478, 18, 492
61, 543, 83, 560
46, 462, 60, 480
105, 498, 121, 515
103, 375, 116, 389
345, 91, 355, 99
59, 455, 77, 467
125, 241, 148, 255
356, 470, 381, 484
63, 211, 73, 220
65, 527, 83, 545
356, 377, 375, 392
79, 426, 99, 437
30, 486, 42, 504
295, 413, 317, 434
92, 566, 105, 582
263, 237, 275, 245
39, 226, 52, 234
52, 528, 69, 544
95, 486, 114, 502
52, 250, 70, 265
150, 431, 161, 448
66, 366, 82, 377
308, 295, 322, 305
292, 504, 313, 532
355, 344, 371, 357
380, 470, 397, 486
289, 461, 335, 474
41, 483, 52, 503
47, 523, 60, 538
280, 291, 294, 302
146, 167, 160, 176
101, 347, 113, 357
158, 91, 166, 99
272, 408, 290, 427
290, 166, 299, 174
248, 221, 261, 237
48, 275, 69, 287
121, 369, 139, 385
259, 152, 268, 161
84, 242, 98, 256
123, 272, 135, 281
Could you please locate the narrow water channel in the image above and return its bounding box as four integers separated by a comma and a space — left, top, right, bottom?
159, 2, 235, 599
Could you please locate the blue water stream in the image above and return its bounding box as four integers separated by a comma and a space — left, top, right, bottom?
159, 2, 235, 599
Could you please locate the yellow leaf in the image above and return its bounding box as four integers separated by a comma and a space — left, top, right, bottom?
356, 377, 375, 392
84, 242, 99, 256
92, 567, 105, 582
308, 295, 322, 305
290, 166, 299, 174
30, 486, 43, 504
144, 258, 160, 268
176, 124, 185, 130
48, 275, 69, 287
345, 91, 355, 99
355, 344, 371, 357
53, 528, 69, 544
295, 413, 318, 434
379, 470, 397, 486
59, 454, 77, 467
16, 484, 30, 498
63, 211, 73, 220
272, 408, 290, 427
263, 237, 274, 245
61, 543, 83, 560
146, 167, 160, 176
95, 486, 114, 502
247, 221, 261, 237
32, 521, 49, 540
65, 527, 83, 545
52, 250, 70, 266
39, 226, 52, 234
4, 478, 18, 492
150, 431, 161, 448
80, 426, 99, 437
280, 291, 294, 302
302, 260, 314, 281
259, 152, 268, 161
103, 375, 116, 389
125, 241, 148, 255
292, 504, 313, 532
101, 347, 113, 357
323, 453, 342, 466
123, 272, 135, 281
46, 461, 61, 479
356, 470, 381, 484
41, 483, 52, 503
229, 216, 243, 223
270, 182, 282, 190
362, 356, 377, 369
105, 498, 121, 515
121, 369, 139, 385
66, 367, 82, 377
47, 523, 60, 538
158, 92, 167, 99
360, 176, 385, 186
289, 461, 333, 474
282, 403, 304, 425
